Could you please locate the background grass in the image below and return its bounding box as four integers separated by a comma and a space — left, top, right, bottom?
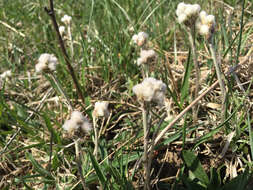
0, 0, 253, 189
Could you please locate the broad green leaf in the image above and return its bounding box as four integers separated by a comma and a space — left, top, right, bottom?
182, 150, 209, 186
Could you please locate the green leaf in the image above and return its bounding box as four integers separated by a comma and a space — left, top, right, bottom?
247, 112, 253, 160
221, 167, 251, 190
43, 113, 61, 145
26, 152, 54, 181
182, 150, 209, 186
180, 49, 193, 106
88, 150, 108, 188
193, 106, 239, 149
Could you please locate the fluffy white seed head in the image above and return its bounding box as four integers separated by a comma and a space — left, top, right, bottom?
71, 111, 86, 123
63, 111, 92, 135
176, 2, 201, 26
0, 70, 12, 79
197, 11, 216, 37
93, 101, 109, 118
80, 119, 93, 133
36, 53, 58, 73
206, 15, 215, 25
59, 26, 65, 36
178, 14, 187, 24
62, 119, 79, 133
131, 34, 138, 44
176, 2, 186, 16
199, 24, 209, 36
199, 11, 207, 21
131, 31, 149, 46
137, 49, 156, 65
133, 77, 166, 105
61, 14, 72, 25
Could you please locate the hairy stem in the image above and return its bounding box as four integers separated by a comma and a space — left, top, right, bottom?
142, 102, 151, 190
187, 28, 200, 122
92, 117, 99, 160
67, 24, 74, 58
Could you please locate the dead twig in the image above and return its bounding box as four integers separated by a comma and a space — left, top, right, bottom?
44, 0, 86, 107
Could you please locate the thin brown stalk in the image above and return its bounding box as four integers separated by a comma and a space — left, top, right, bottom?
45, 0, 85, 106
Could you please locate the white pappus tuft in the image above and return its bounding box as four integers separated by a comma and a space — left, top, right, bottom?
35, 53, 59, 73
61, 14, 72, 25
133, 77, 166, 106
93, 101, 109, 118
62, 110, 92, 135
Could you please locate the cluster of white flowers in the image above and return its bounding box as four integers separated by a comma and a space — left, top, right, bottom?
196, 11, 215, 37
61, 14, 72, 25
176, 2, 216, 38
133, 77, 166, 106
93, 101, 109, 118
35, 53, 58, 73
137, 49, 156, 65
0, 70, 12, 79
59, 26, 65, 36
132, 32, 149, 47
176, 2, 201, 26
62, 111, 92, 134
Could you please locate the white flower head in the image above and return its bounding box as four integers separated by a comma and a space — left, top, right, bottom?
35, 53, 58, 73
80, 120, 93, 134
133, 77, 166, 106
71, 110, 86, 124
93, 101, 109, 118
62, 119, 79, 133
131, 31, 149, 46
196, 11, 216, 38
59, 26, 65, 36
62, 110, 92, 135
199, 24, 209, 36
176, 2, 201, 26
0, 70, 12, 79
61, 14, 72, 25
136, 49, 156, 65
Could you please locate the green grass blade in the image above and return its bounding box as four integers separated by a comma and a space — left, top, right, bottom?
26, 152, 54, 181
88, 150, 107, 188
247, 111, 253, 160
180, 49, 192, 106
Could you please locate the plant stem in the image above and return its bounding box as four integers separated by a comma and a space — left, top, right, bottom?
186, 28, 200, 122
209, 42, 226, 119
67, 24, 74, 58
74, 139, 89, 190
142, 102, 151, 190
92, 117, 99, 160
45, 0, 86, 107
